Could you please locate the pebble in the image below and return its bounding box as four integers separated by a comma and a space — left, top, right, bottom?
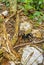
2, 10, 8, 17
21, 46, 43, 65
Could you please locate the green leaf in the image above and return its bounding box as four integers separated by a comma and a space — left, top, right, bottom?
6, 1, 10, 7
18, 0, 33, 3
34, 11, 41, 16
18, 0, 25, 3
24, 4, 33, 10
42, 15, 44, 20
39, 1, 42, 4
2, 0, 6, 2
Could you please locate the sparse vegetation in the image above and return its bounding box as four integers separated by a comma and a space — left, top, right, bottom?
0, 0, 44, 65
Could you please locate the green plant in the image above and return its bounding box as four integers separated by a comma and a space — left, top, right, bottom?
33, 11, 44, 21
18, 0, 44, 26
29, 11, 44, 26
18, 0, 44, 10
1, 0, 10, 7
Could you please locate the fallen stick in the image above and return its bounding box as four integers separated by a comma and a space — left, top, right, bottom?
33, 39, 44, 44
5, 13, 15, 23
5, 9, 23, 23
14, 39, 44, 49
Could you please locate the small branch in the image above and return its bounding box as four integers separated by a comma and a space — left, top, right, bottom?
5, 13, 15, 23
14, 43, 31, 49
5, 9, 23, 23
14, 39, 44, 49
33, 39, 44, 44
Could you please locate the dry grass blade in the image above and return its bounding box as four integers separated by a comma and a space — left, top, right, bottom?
2, 22, 20, 60
9, 0, 17, 13
11, 13, 20, 45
